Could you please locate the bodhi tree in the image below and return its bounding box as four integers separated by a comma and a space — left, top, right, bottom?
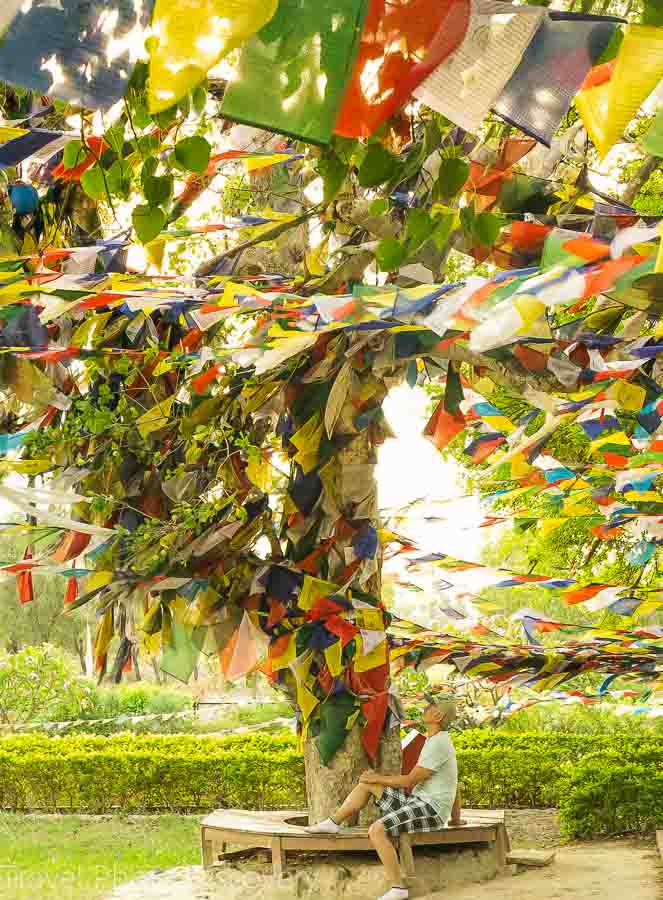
2, 0, 663, 821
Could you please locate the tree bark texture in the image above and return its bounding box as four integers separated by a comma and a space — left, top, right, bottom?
302, 362, 402, 823
304, 723, 402, 824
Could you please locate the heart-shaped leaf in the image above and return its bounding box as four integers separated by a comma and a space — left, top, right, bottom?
132, 204, 167, 244
174, 135, 211, 173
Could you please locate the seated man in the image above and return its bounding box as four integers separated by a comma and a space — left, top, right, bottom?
306, 697, 459, 900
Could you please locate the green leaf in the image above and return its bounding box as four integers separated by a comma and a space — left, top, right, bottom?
459, 202, 476, 237
474, 212, 503, 247
192, 83, 208, 116
131, 134, 161, 157
642, 0, 663, 26
405, 208, 435, 251
174, 136, 211, 173
106, 159, 133, 199
317, 150, 347, 202
431, 208, 457, 251
141, 156, 159, 187
357, 143, 401, 188
80, 165, 107, 200
436, 158, 469, 202
331, 136, 360, 166
63, 140, 84, 170
105, 126, 125, 157
132, 205, 167, 244
641, 109, 663, 156
178, 93, 191, 119
154, 105, 178, 130
144, 174, 174, 207
131, 101, 153, 130
375, 238, 406, 272
368, 197, 389, 216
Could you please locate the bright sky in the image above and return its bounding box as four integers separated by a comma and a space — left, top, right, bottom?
376, 384, 494, 624
377, 383, 482, 559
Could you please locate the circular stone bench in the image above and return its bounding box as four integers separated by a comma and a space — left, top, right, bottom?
200, 808, 510, 879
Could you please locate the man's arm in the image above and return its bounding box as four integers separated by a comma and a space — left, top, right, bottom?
360, 766, 433, 791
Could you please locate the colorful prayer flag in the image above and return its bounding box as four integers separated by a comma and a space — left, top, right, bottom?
221, 0, 368, 145
493, 12, 620, 147
334, 0, 470, 139
148, 0, 278, 113
413, 0, 545, 135
0, 0, 154, 109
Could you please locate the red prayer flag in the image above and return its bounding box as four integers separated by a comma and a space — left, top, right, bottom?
334, 0, 471, 139
424, 400, 466, 450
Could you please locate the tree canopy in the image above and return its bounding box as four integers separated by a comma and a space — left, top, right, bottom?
0, 0, 661, 763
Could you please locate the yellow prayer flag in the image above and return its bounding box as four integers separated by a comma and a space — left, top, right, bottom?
354, 636, 387, 673
298, 576, 339, 611
148, 0, 278, 112
578, 25, 663, 158
324, 639, 343, 677
656, 221, 663, 274
247, 453, 272, 492
290, 413, 324, 474
0, 126, 28, 143
136, 396, 175, 439
607, 380, 646, 412
271, 633, 297, 671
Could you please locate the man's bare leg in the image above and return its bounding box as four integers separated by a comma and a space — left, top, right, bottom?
333, 782, 383, 825
304, 782, 383, 833
368, 820, 402, 885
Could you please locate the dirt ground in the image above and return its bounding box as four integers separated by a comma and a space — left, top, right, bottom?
106, 810, 662, 900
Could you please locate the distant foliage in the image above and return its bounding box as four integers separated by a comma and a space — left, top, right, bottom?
0, 645, 90, 725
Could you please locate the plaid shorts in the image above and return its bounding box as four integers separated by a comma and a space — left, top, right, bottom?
375, 786, 446, 838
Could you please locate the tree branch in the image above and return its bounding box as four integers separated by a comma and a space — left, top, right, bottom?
621, 153, 661, 205
195, 207, 321, 277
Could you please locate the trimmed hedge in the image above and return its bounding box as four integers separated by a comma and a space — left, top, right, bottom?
0, 735, 305, 812
560, 750, 663, 838
0, 731, 661, 837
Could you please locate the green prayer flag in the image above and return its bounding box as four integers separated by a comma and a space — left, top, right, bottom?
317, 691, 357, 765
160, 621, 207, 683
221, 0, 368, 145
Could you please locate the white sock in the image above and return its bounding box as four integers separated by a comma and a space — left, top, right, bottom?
305, 816, 340, 833
378, 888, 409, 900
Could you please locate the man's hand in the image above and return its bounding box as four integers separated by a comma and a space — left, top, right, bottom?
360, 769, 380, 784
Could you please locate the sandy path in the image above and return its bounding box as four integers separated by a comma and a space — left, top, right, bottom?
432, 840, 662, 900
106, 838, 661, 900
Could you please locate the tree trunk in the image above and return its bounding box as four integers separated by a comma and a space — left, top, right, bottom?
132, 643, 142, 681
305, 724, 402, 824
303, 368, 402, 823
75, 636, 87, 674
150, 655, 162, 685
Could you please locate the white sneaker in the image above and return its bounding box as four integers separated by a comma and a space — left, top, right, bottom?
303, 817, 340, 834
377, 889, 409, 900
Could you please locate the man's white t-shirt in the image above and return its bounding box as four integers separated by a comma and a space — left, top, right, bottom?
411, 731, 458, 820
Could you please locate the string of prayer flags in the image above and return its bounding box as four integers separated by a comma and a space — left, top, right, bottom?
0, 128, 71, 170
577, 25, 663, 158
148, 0, 278, 113
220, 0, 368, 145
334, 0, 471, 139
493, 12, 621, 147
413, 0, 545, 135
0, 0, 153, 110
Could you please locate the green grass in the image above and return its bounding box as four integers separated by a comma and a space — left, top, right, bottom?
0, 814, 200, 900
